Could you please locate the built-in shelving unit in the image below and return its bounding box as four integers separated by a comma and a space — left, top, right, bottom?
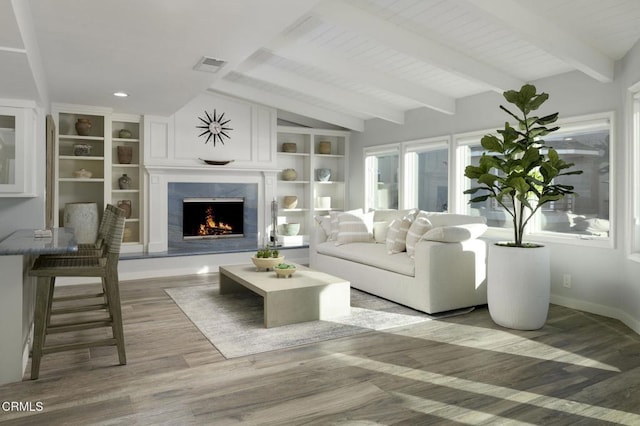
111, 114, 143, 252
53, 106, 144, 253
276, 126, 349, 247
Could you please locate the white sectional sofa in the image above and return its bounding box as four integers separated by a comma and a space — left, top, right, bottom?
310, 209, 488, 314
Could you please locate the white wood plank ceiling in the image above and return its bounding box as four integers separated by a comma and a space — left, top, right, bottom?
4, 0, 640, 130
212, 0, 640, 130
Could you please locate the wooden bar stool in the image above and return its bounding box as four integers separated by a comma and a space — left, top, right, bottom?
29, 204, 127, 379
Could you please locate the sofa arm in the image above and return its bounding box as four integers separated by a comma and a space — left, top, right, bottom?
412, 238, 487, 311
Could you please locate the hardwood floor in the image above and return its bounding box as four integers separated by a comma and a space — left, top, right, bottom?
1, 273, 639, 425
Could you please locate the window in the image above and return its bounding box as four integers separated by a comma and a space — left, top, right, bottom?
630, 87, 640, 257
537, 115, 611, 239
456, 113, 613, 244
403, 139, 449, 212
364, 145, 400, 211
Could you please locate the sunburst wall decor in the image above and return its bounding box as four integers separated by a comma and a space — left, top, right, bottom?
196, 109, 232, 146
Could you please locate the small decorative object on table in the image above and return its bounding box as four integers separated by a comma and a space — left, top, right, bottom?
118, 128, 132, 138
316, 168, 331, 182
74, 144, 91, 156
117, 146, 133, 164
251, 246, 284, 271
274, 263, 296, 278
75, 118, 92, 136
118, 173, 131, 189
282, 142, 297, 153
281, 168, 297, 181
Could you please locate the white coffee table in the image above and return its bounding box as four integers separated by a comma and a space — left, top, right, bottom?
218, 263, 351, 328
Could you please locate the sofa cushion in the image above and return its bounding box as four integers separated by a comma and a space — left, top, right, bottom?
386, 217, 412, 254
406, 217, 433, 257
421, 223, 488, 243
317, 241, 415, 276
336, 211, 374, 245
425, 213, 487, 227
372, 208, 417, 223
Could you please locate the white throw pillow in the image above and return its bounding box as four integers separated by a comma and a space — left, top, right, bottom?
405, 217, 433, 257
373, 221, 390, 243
421, 223, 488, 243
328, 208, 363, 241
385, 217, 412, 254
336, 211, 374, 245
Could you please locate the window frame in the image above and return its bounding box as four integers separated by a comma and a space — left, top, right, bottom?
454, 112, 615, 249
363, 143, 401, 212
628, 83, 640, 261
402, 136, 451, 212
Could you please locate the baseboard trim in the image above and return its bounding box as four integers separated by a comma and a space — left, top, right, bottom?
551, 294, 640, 335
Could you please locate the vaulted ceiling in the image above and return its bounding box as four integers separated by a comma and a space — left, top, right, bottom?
3, 0, 640, 131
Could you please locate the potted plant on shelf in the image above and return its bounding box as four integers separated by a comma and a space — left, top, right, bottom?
464, 84, 582, 330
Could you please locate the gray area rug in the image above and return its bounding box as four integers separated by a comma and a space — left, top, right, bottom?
166, 284, 473, 359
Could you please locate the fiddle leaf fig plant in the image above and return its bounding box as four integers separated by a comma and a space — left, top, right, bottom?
464, 84, 583, 247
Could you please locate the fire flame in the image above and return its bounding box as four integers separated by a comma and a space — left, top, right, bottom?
197, 206, 233, 236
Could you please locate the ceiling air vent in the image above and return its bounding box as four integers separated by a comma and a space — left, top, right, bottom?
194, 56, 227, 73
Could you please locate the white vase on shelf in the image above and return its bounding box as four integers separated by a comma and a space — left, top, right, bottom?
63, 202, 99, 244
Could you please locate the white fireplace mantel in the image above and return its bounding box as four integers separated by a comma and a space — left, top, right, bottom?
145, 165, 278, 253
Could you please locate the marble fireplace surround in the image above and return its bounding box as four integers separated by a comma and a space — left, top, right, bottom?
145, 165, 277, 255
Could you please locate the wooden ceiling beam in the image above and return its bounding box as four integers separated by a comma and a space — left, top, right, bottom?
312, 0, 524, 93
464, 0, 614, 83
209, 79, 364, 131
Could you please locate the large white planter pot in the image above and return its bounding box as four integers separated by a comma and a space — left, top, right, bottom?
487, 243, 550, 330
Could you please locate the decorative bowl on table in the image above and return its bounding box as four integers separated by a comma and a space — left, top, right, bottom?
251, 255, 285, 271
274, 263, 296, 278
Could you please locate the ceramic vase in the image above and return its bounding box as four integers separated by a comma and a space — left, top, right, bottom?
75, 118, 92, 136
64, 202, 99, 244
117, 146, 133, 164
282, 142, 297, 153
316, 168, 331, 182
118, 128, 132, 139
117, 200, 132, 218
318, 141, 331, 154
281, 168, 297, 181
74, 144, 91, 156
283, 195, 298, 209
118, 173, 131, 189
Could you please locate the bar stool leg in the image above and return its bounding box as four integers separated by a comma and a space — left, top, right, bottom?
31, 277, 54, 380
104, 270, 126, 365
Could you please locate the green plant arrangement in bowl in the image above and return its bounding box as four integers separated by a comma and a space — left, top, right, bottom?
274, 263, 296, 278
251, 246, 284, 271
463, 84, 583, 330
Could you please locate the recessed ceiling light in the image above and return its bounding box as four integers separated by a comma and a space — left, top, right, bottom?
113, 92, 128, 97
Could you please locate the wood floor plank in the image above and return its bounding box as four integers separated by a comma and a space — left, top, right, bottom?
0, 272, 639, 425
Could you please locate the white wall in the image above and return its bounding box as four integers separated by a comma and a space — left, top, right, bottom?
350, 42, 640, 333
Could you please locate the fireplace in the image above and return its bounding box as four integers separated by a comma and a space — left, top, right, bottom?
183, 197, 244, 240
167, 182, 259, 254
